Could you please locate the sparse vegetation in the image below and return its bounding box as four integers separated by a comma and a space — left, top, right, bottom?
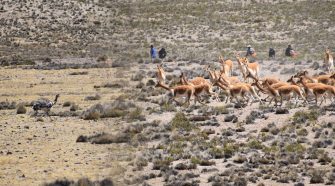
170, 112, 194, 132
1, 0, 335, 185
292, 110, 320, 124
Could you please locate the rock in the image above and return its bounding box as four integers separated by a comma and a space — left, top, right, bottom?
234, 102, 246, 109
233, 177, 247, 186
280, 67, 295, 74
131, 72, 145, 81
146, 79, 156, 86
174, 163, 188, 170
224, 115, 238, 123
271, 68, 278, 72
310, 170, 324, 184
246, 111, 265, 124
275, 108, 289, 114
76, 135, 88, 143
233, 155, 247, 164
310, 62, 320, 70
208, 174, 222, 183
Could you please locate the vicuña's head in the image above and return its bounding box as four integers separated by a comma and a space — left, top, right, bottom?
287, 76, 294, 83
179, 72, 184, 78
294, 70, 308, 78
205, 65, 211, 71
251, 80, 258, 86
155, 81, 162, 87
296, 76, 306, 84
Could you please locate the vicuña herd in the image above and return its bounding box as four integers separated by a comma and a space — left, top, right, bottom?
155, 50, 335, 107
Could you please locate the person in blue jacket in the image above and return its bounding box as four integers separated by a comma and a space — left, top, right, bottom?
150, 45, 157, 61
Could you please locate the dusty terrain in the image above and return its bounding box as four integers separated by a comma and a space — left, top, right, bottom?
0, 0, 335, 186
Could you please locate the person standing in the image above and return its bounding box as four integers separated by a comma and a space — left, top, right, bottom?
285, 45, 293, 57
285, 44, 297, 58
158, 48, 167, 60
150, 45, 157, 62
245, 45, 256, 57
269, 48, 276, 59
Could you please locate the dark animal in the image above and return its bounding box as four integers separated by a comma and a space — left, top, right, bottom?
32, 94, 60, 116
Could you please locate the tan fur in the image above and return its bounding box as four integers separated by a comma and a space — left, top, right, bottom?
310, 84, 335, 105
213, 77, 261, 105
156, 64, 166, 83
155, 81, 199, 106
316, 74, 335, 85
264, 80, 306, 106
298, 77, 334, 105
235, 56, 260, 82
219, 55, 233, 76
180, 72, 219, 102
324, 48, 334, 73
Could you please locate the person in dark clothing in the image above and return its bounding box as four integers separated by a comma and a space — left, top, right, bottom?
150, 45, 157, 61
158, 48, 167, 59
285, 45, 296, 57
245, 45, 256, 57
269, 48, 275, 59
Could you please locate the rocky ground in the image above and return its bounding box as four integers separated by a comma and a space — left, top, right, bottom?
0, 0, 334, 186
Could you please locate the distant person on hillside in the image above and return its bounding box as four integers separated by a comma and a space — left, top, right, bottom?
285, 44, 297, 58
269, 48, 275, 59
245, 45, 256, 57
150, 45, 157, 62
158, 48, 167, 60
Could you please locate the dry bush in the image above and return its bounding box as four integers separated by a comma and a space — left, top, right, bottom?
69, 71, 88, 75
82, 100, 136, 120
84, 94, 101, 101
16, 104, 27, 114
44, 177, 114, 186
0, 101, 16, 110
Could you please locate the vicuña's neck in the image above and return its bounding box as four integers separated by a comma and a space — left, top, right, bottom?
157, 82, 171, 91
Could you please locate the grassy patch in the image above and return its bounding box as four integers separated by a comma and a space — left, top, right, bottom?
292, 110, 320, 124
170, 112, 195, 132
285, 143, 306, 154
247, 139, 264, 150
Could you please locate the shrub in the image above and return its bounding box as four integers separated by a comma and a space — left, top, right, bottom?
70, 104, 79, 111
248, 139, 264, 149
63, 101, 72, 107
170, 112, 194, 131
292, 110, 320, 124
0, 101, 16, 110
285, 143, 306, 154
82, 100, 135, 120
153, 157, 173, 170
191, 157, 201, 165
223, 143, 239, 158
161, 102, 177, 112
69, 71, 88, 75
297, 128, 308, 136
97, 55, 108, 62
83, 110, 101, 120
16, 104, 27, 114
310, 170, 324, 184
84, 94, 101, 101
128, 107, 144, 121
103, 109, 127, 118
